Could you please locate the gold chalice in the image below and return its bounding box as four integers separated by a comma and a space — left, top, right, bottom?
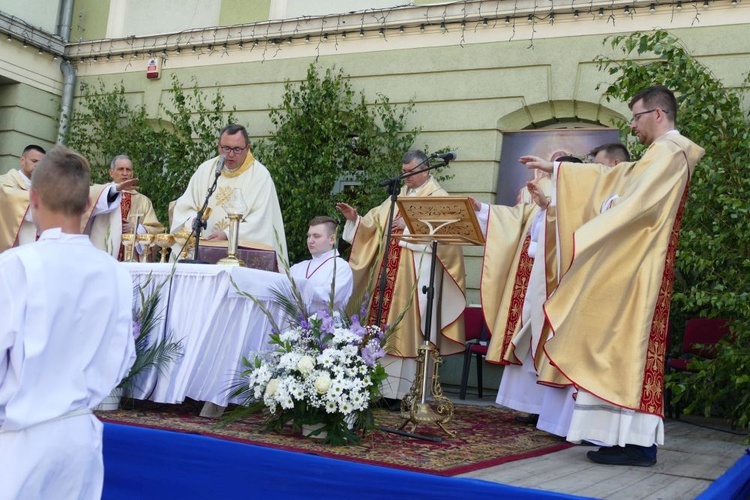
121, 233, 135, 262
172, 230, 193, 260
155, 233, 175, 263
137, 233, 155, 262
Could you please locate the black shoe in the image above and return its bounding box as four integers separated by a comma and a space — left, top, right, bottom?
587, 445, 657, 467
515, 413, 539, 425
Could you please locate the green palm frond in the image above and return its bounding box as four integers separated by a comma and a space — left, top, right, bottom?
120, 269, 183, 393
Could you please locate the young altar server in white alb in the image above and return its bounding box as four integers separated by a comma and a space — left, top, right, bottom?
0, 145, 135, 499
290, 216, 353, 314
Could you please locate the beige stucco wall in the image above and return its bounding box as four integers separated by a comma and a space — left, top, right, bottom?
0, 41, 63, 173
0, 1, 62, 33
67, 9, 750, 300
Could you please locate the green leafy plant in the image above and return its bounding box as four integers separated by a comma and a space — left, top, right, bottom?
120, 272, 183, 395
254, 64, 450, 263
64, 75, 236, 226
596, 30, 750, 436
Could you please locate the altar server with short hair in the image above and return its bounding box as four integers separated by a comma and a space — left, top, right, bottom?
0, 145, 135, 498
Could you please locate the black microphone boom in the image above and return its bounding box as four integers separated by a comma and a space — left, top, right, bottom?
431, 151, 458, 162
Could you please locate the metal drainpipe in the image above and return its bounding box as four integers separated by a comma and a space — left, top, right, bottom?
56, 0, 76, 144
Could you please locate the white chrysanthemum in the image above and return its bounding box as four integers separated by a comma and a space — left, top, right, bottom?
340, 401, 353, 415
317, 352, 335, 369
332, 329, 359, 345
278, 351, 303, 371
274, 379, 295, 410
279, 327, 303, 343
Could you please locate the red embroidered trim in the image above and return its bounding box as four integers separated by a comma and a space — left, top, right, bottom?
640, 184, 690, 415
117, 192, 132, 261
367, 229, 403, 328
500, 234, 533, 364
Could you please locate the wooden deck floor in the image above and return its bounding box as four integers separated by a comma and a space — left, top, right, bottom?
450, 390, 748, 499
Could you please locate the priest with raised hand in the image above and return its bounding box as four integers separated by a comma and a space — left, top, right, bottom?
522, 85, 705, 467
0, 145, 135, 499
107, 154, 164, 261
335, 150, 465, 402
0, 144, 137, 254
171, 123, 287, 267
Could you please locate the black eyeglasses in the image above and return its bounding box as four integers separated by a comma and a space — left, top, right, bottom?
630, 109, 660, 122
220, 145, 247, 155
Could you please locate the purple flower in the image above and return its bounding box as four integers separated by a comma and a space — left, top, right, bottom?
349, 315, 367, 339
361, 340, 386, 367
359, 295, 369, 318
320, 315, 336, 333
132, 320, 142, 339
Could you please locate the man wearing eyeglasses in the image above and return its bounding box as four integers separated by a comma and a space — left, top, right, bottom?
521, 85, 704, 467
172, 123, 287, 265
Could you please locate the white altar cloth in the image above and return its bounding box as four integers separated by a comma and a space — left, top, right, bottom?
123, 263, 308, 406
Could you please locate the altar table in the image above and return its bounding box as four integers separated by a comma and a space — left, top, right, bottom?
123, 262, 310, 406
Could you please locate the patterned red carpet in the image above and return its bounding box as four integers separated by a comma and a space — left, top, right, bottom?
97, 400, 572, 476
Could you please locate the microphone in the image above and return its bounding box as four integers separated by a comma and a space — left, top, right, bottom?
215, 155, 226, 176
431, 151, 458, 162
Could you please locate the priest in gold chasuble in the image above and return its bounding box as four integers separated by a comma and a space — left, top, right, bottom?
478, 177, 553, 367
522, 86, 705, 464
336, 150, 465, 400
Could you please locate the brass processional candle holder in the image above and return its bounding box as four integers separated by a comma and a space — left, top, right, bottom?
217, 188, 248, 267
155, 233, 175, 263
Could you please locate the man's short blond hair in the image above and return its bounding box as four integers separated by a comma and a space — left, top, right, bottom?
308, 216, 337, 235
31, 145, 91, 216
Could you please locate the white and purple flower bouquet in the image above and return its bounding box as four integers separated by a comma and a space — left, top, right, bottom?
229, 307, 387, 446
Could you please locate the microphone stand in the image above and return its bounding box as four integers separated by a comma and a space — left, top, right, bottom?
180, 167, 221, 264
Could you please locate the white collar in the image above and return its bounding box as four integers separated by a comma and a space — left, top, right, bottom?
37, 228, 86, 242
18, 169, 31, 188
309, 248, 338, 261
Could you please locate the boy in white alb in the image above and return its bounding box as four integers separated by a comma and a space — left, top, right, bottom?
0, 145, 135, 499
289, 216, 353, 315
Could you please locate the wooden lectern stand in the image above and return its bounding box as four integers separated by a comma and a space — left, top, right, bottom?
392, 196, 484, 437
